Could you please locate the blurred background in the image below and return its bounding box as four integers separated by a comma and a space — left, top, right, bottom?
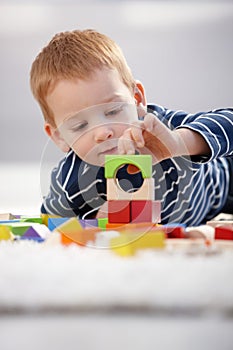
0, 0, 232, 163
0, 0, 232, 213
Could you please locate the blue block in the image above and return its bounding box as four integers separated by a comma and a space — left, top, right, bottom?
48, 217, 70, 231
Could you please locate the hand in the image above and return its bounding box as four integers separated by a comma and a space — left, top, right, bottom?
118, 109, 211, 164
118, 112, 183, 164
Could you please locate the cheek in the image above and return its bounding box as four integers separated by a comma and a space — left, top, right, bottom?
70, 134, 93, 158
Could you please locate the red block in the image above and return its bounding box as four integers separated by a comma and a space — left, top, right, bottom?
165, 226, 185, 239
131, 200, 152, 223
108, 200, 131, 223
215, 226, 233, 240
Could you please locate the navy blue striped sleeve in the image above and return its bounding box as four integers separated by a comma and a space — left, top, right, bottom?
148, 105, 233, 161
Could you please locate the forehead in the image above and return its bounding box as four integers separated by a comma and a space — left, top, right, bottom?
46, 68, 134, 125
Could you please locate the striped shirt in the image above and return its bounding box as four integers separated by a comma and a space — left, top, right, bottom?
41, 105, 233, 226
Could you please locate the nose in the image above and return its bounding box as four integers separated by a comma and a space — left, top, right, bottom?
94, 125, 114, 142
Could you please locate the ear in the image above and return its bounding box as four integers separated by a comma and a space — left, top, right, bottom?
44, 123, 70, 153
134, 80, 147, 107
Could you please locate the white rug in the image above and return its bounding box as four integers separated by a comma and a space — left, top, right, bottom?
0, 239, 233, 316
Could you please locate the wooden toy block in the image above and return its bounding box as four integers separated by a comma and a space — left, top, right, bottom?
48, 217, 70, 231
41, 214, 61, 227
215, 226, 233, 240
0, 219, 20, 224
131, 200, 152, 223
61, 233, 74, 245
107, 177, 154, 201
110, 235, 135, 256
56, 218, 83, 234
1, 222, 34, 236
110, 229, 165, 256
0, 213, 16, 220
20, 216, 43, 224
80, 219, 98, 229
108, 200, 131, 223
97, 218, 108, 230
21, 227, 44, 242
164, 225, 186, 239
0, 225, 12, 240
61, 227, 101, 246
105, 155, 152, 179
207, 220, 233, 229
105, 223, 126, 230
133, 229, 165, 249
56, 218, 101, 246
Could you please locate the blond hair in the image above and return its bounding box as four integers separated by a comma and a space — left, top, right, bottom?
30, 29, 135, 126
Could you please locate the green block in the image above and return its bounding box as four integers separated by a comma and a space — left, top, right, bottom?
104, 155, 152, 179
97, 218, 108, 231
20, 217, 43, 224
2, 222, 33, 236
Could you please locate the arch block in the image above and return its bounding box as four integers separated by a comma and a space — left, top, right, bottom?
104, 155, 152, 179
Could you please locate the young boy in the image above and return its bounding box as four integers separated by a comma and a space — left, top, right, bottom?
30, 29, 233, 226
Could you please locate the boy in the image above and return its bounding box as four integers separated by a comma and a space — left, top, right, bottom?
30, 29, 233, 226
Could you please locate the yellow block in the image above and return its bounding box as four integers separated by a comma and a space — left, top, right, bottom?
41, 214, 61, 226
56, 217, 83, 234
0, 225, 12, 240
110, 229, 165, 256
110, 235, 135, 256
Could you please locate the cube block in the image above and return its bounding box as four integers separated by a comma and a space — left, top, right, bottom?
131, 200, 152, 223
215, 226, 233, 240
108, 200, 131, 223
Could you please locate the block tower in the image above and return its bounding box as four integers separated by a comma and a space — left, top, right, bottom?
105, 155, 160, 224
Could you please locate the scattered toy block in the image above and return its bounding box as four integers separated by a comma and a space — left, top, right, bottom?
133, 229, 165, 250
0, 220, 20, 224
131, 200, 152, 223
207, 220, 233, 229
215, 226, 233, 240
110, 229, 165, 256
0, 213, 17, 220
0, 225, 12, 240
56, 218, 100, 246
1, 222, 34, 236
41, 214, 61, 226
107, 177, 154, 201
97, 218, 108, 230
105, 223, 126, 230
61, 227, 101, 246
21, 227, 44, 242
80, 219, 98, 229
20, 216, 43, 224
110, 235, 135, 256
48, 217, 70, 231
163, 224, 186, 238
56, 217, 83, 233
115, 222, 158, 234
105, 155, 152, 179
108, 200, 131, 223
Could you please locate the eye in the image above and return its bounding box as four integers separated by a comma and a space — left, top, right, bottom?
71, 121, 88, 131
105, 105, 124, 117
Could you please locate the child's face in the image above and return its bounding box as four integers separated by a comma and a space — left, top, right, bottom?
46, 68, 138, 166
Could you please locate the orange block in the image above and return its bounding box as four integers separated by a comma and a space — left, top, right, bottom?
62, 227, 101, 246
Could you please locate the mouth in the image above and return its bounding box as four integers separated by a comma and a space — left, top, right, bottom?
99, 146, 118, 156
